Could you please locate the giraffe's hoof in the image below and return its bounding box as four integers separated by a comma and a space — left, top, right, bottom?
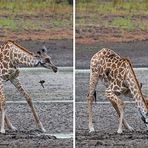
0, 129, 5, 134
128, 126, 134, 131
41, 127, 46, 133
38, 122, 46, 132
89, 127, 95, 133
11, 126, 17, 131
117, 129, 123, 134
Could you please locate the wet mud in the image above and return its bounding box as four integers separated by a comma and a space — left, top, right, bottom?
76, 103, 148, 148
0, 102, 73, 148
4, 68, 73, 101
0, 130, 72, 148
76, 69, 148, 148
76, 41, 148, 69
76, 130, 148, 148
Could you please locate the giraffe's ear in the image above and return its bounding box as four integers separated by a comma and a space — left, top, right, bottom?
41, 46, 47, 53
144, 99, 148, 111
37, 51, 41, 55
145, 99, 148, 105
140, 83, 142, 88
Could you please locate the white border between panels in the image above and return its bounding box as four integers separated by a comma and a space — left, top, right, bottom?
73, 0, 76, 148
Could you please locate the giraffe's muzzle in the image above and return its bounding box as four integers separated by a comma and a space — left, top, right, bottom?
40, 62, 58, 73
52, 66, 58, 73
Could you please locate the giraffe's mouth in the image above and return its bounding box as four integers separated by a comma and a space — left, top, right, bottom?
52, 66, 58, 73
41, 62, 58, 73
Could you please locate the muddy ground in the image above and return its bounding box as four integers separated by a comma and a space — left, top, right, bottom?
76, 103, 148, 148
4, 68, 73, 101
76, 40, 148, 69
0, 68, 73, 148
76, 69, 148, 148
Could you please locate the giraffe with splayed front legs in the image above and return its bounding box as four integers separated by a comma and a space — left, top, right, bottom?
0, 40, 58, 133
87, 48, 148, 134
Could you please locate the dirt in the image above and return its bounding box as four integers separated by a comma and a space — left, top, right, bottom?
0, 29, 72, 41
76, 26, 148, 44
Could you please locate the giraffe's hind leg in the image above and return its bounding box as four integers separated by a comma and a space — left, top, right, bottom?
87, 70, 99, 132
109, 100, 134, 131
10, 78, 46, 132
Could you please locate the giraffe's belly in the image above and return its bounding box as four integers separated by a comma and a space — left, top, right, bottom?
1, 68, 20, 81
101, 76, 132, 98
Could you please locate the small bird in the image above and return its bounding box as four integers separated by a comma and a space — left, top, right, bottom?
39, 80, 45, 88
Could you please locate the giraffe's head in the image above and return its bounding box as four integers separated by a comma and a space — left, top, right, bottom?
37, 46, 58, 73
138, 99, 148, 127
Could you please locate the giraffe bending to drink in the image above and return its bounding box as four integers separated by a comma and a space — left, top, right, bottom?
87, 48, 148, 134
0, 40, 58, 133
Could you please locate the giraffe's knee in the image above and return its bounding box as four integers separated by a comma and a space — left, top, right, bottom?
26, 97, 33, 106
87, 94, 94, 104
105, 90, 112, 98
0, 101, 6, 111
117, 99, 125, 109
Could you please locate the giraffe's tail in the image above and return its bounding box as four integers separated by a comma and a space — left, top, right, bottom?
93, 90, 97, 102
87, 90, 96, 102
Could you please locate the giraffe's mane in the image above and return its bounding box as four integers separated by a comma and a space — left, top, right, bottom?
6, 40, 34, 56
123, 58, 148, 110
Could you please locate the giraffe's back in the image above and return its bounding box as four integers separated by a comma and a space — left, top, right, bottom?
90, 48, 121, 74
90, 48, 131, 90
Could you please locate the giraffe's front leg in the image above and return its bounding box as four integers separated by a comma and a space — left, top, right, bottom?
105, 89, 125, 134
0, 83, 6, 134
109, 99, 134, 132
5, 114, 17, 131
10, 78, 46, 132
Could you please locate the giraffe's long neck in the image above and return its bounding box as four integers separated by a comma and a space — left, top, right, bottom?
9, 43, 40, 67
126, 60, 148, 111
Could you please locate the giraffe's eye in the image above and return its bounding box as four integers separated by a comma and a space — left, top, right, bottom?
45, 58, 50, 63
37, 51, 41, 55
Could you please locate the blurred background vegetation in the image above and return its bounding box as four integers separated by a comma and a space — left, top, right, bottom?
0, 0, 73, 41
76, 0, 148, 43
76, 0, 148, 30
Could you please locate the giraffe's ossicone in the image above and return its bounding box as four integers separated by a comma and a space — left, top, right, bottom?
87, 48, 148, 134
0, 40, 58, 133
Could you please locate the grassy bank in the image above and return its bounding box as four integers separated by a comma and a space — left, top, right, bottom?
0, 0, 72, 41
76, 0, 148, 43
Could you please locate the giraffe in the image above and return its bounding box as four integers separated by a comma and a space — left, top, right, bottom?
0, 40, 58, 133
87, 48, 148, 134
